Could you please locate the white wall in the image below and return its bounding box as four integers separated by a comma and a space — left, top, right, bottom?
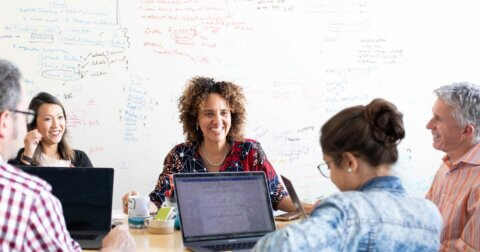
2, 0, 479, 209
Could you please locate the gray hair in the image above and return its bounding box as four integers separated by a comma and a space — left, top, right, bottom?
434, 82, 480, 143
0, 59, 22, 111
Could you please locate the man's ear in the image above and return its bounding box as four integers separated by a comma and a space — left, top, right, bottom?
0, 110, 11, 139
341, 152, 359, 172
462, 124, 475, 140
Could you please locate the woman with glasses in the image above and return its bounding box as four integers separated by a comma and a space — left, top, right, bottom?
9, 92, 92, 167
254, 98, 442, 251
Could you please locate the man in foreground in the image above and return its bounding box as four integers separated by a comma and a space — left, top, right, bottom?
0, 59, 135, 251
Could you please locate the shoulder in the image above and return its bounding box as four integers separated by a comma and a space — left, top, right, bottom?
7, 148, 25, 165
233, 139, 262, 151
238, 138, 259, 145
72, 149, 93, 167
168, 142, 196, 153
315, 190, 442, 230
16, 147, 25, 157
319, 189, 434, 213
164, 142, 198, 160
313, 192, 356, 214
312, 190, 386, 220
74, 149, 89, 157
417, 198, 442, 223
0, 164, 52, 199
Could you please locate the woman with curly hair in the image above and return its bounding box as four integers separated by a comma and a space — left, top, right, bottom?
123, 76, 302, 213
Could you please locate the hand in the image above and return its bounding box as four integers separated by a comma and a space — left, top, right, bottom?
122, 191, 138, 214
101, 224, 135, 252
313, 198, 324, 208
302, 202, 316, 215
23, 129, 42, 157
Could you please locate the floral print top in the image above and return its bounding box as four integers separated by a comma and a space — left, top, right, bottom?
149, 139, 287, 210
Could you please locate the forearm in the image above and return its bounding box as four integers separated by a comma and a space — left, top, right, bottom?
454, 238, 479, 252
276, 196, 296, 212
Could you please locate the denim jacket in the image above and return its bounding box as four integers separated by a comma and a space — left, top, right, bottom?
253, 176, 442, 252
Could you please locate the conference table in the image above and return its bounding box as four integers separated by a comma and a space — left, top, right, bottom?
83, 220, 292, 251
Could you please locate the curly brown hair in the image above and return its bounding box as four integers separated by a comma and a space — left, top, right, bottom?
178, 76, 247, 143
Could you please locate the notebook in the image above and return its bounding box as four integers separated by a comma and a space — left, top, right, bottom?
280, 175, 307, 219
18, 166, 114, 249
174, 172, 276, 252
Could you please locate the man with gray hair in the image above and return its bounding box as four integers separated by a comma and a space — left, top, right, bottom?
0, 59, 135, 251
426, 82, 480, 251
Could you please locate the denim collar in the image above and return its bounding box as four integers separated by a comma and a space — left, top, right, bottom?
358, 176, 405, 193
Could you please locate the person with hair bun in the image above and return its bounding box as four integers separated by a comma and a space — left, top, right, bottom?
254, 98, 442, 251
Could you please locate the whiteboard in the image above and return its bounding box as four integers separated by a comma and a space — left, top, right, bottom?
2, 0, 480, 209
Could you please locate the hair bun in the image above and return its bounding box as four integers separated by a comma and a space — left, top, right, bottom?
364, 98, 405, 147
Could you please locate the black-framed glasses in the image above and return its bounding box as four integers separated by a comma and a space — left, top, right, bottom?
10, 109, 36, 124
317, 159, 337, 178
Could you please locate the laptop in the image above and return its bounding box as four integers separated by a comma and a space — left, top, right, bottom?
18, 166, 114, 249
174, 172, 276, 252
280, 175, 307, 219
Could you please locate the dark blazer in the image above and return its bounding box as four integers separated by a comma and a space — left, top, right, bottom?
9, 148, 93, 167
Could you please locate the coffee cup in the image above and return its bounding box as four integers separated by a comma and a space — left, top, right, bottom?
127, 195, 150, 228
128, 195, 150, 217
144, 217, 174, 234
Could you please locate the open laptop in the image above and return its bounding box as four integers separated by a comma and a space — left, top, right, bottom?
174, 172, 276, 252
18, 166, 114, 249
280, 175, 307, 219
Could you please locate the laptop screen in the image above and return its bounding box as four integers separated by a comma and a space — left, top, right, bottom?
18, 166, 114, 231
174, 172, 276, 242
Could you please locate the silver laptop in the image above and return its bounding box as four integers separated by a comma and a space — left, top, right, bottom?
174, 172, 276, 252
281, 175, 307, 219
18, 166, 114, 249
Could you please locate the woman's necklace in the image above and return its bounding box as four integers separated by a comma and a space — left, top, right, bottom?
201, 142, 229, 167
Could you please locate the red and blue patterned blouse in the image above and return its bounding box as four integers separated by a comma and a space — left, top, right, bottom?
149, 139, 288, 209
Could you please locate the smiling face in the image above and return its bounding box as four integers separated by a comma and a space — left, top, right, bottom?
197, 93, 231, 144
426, 99, 466, 156
35, 103, 66, 146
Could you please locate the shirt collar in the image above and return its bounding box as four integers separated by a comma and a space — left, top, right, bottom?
443, 143, 480, 169
358, 176, 405, 193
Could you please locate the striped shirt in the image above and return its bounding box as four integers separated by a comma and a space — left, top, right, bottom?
426, 143, 480, 252
0, 157, 81, 251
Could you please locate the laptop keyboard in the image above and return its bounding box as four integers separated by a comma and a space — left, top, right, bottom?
71, 234, 98, 240
203, 241, 257, 251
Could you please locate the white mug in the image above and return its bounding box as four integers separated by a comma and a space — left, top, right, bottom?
128, 195, 150, 217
